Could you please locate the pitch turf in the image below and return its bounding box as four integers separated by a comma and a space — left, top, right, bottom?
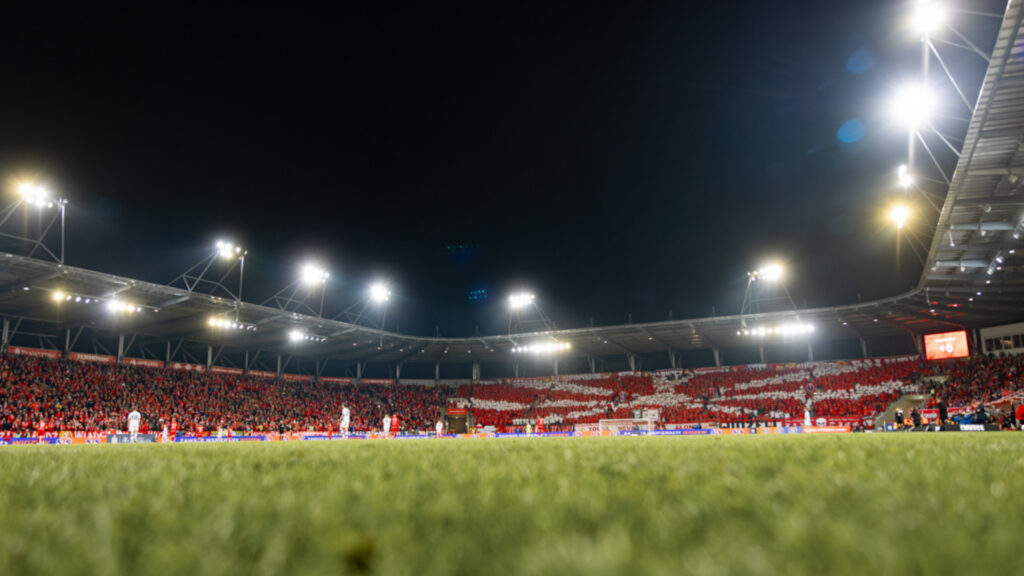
1, 434, 1022, 575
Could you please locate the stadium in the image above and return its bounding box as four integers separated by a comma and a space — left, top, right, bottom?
2, 1, 1024, 574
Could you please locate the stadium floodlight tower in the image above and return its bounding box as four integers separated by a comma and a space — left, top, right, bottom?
0, 180, 68, 264
264, 262, 330, 317
170, 239, 248, 314
334, 281, 394, 331
507, 291, 555, 335
740, 263, 799, 318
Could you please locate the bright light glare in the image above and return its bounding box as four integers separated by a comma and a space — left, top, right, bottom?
512, 341, 571, 354
17, 182, 55, 208
508, 292, 536, 309
300, 264, 329, 285
897, 164, 913, 188
911, 1, 945, 36
288, 329, 326, 343
107, 300, 138, 314
370, 282, 391, 303
208, 316, 256, 331
740, 323, 814, 337
52, 290, 65, 302
216, 240, 243, 259
750, 263, 783, 282
890, 205, 910, 229
890, 84, 934, 127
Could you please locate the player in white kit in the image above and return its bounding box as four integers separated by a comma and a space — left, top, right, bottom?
382, 414, 391, 437
435, 420, 444, 438
128, 410, 142, 443
340, 406, 351, 438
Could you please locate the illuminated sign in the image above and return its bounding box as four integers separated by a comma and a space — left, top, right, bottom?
924, 330, 969, 360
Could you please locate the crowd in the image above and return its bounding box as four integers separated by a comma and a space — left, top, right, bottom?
925, 353, 1024, 409
0, 354, 450, 436
2, 350, 1021, 437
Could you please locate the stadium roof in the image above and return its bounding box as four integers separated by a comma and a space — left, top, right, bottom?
1, 1, 1023, 372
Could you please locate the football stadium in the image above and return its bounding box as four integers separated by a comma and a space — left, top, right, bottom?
2, 1, 1024, 574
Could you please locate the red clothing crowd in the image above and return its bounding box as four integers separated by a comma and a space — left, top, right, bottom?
0, 354, 450, 436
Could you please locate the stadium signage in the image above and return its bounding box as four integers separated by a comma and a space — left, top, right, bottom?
361, 378, 394, 385
209, 366, 243, 375
281, 373, 312, 382
321, 376, 353, 384
801, 426, 851, 434
122, 357, 163, 368
7, 346, 62, 359
446, 408, 469, 416
169, 362, 205, 373
248, 370, 276, 379
68, 352, 116, 364
924, 330, 970, 360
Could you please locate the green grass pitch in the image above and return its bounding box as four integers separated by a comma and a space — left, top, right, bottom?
1, 434, 1022, 575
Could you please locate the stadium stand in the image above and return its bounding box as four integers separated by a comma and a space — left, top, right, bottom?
3, 352, 1022, 437
0, 354, 450, 436
924, 354, 1024, 410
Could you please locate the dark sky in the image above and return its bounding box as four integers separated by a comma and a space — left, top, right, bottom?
0, 1, 1004, 336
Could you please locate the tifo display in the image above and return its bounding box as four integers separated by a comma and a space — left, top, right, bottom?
3, 349, 1022, 443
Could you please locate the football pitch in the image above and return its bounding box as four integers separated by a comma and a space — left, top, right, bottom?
1, 434, 1022, 575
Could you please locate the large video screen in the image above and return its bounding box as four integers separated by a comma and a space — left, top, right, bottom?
924, 330, 969, 360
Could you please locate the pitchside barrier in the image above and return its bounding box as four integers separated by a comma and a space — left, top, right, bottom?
1, 426, 870, 446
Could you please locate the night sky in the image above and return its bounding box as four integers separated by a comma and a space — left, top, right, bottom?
0, 1, 1004, 337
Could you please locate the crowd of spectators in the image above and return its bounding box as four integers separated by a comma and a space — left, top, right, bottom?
924, 353, 1024, 409
3, 350, 1022, 437
0, 354, 450, 436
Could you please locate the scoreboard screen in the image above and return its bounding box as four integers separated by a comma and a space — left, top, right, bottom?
924, 330, 969, 360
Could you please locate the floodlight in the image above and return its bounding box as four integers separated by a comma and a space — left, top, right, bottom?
300, 263, 329, 285
890, 84, 934, 127
107, 300, 137, 313
508, 292, 535, 310
890, 205, 910, 229
289, 329, 304, 342
370, 282, 391, 303
757, 264, 783, 282
17, 182, 53, 207
216, 240, 243, 259
910, 1, 945, 36
52, 290, 65, 302
897, 164, 913, 188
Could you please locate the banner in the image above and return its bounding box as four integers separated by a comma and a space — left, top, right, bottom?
248, 370, 276, 380
169, 362, 205, 373
446, 408, 469, 416
209, 366, 244, 375
68, 352, 116, 364
321, 376, 353, 384
801, 426, 851, 434
281, 373, 312, 382
361, 378, 394, 385
7, 346, 62, 359
122, 357, 163, 369
107, 434, 158, 444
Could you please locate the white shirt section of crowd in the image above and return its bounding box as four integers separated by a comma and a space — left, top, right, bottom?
452, 356, 919, 425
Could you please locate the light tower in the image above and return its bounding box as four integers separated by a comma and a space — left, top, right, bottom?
0, 180, 68, 264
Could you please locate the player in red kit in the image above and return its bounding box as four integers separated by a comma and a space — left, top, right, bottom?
170, 419, 179, 441
391, 414, 399, 438
536, 416, 544, 434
